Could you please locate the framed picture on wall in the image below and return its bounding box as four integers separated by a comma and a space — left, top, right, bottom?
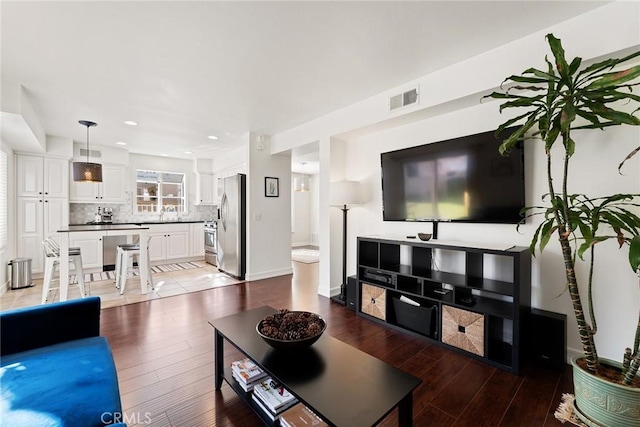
265, 177, 279, 197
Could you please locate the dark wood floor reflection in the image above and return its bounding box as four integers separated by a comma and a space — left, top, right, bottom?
101, 261, 572, 426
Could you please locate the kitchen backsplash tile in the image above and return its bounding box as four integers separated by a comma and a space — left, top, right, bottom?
69, 202, 217, 225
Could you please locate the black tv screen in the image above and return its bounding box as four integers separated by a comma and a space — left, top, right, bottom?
381, 127, 524, 223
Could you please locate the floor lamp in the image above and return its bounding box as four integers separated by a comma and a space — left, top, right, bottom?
330, 180, 362, 305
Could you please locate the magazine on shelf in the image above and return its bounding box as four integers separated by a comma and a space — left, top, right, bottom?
253, 379, 298, 413
231, 358, 268, 385
280, 403, 328, 427
231, 370, 258, 392
251, 393, 279, 421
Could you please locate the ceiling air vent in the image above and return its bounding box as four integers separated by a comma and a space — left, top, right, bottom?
389, 86, 419, 111
79, 148, 102, 159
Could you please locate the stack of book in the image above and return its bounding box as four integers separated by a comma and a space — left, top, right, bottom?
280, 403, 328, 427
231, 358, 268, 392
251, 378, 298, 422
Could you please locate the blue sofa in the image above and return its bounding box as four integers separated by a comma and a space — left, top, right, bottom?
0, 297, 126, 426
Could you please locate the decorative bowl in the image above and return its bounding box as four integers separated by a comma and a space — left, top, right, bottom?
418, 233, 432, 241
256, 310, 326, 350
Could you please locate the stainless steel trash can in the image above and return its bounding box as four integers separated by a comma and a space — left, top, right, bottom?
8, 257, 33, 289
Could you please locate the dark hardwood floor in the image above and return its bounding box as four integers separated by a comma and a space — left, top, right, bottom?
101, 262, 572, 426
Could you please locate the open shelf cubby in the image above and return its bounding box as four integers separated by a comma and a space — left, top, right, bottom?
356, 236, 531, 375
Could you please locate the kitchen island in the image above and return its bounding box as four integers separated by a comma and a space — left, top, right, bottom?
57, 224, 150, 301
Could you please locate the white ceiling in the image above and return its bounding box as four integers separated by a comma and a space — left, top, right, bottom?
1, 1, 609, 163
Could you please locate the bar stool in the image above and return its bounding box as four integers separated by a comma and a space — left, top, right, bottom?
115, 236, 153, 295
41, 238, 86, 304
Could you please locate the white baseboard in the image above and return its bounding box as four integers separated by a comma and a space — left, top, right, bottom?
291, 242, 313, 248
245, 267, 293, 282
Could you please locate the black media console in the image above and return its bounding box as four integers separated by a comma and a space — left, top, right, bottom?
356, 236, 531, 375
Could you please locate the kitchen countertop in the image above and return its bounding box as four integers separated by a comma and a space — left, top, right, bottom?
68, 220, 206, 226
58, 224, 150, 233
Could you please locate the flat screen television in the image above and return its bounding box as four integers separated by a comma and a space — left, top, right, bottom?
381, 127, 524, 224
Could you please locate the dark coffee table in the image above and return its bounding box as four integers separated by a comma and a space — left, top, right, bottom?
209, 306, 421, 427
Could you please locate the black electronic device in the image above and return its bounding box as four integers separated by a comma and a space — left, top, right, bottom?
346, 275, 357, 312
364, 269, 393, 285
525, 308, 567, 370
380, 126, 524, 224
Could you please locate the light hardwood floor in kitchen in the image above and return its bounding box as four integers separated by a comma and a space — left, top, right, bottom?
0, 263, 240, 311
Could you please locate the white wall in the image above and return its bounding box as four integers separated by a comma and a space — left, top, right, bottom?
246, 134, 293, 281
271, 2, 640, 361
0, 143, 15, 294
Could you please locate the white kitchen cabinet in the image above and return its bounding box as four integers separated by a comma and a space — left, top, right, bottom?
148, 231, 167, 262
17, 198, 70, 272
70, 164, 126, 203
196, 173, 214, 205
16, 154, 69, 273
16, 155, 68, 198
189, 223, 204, 257
147, 224, 190, 262
69, 232, 103, 269
167, 231, 189, 259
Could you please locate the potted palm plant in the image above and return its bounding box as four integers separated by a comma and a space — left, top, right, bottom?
483, 34, 640, 426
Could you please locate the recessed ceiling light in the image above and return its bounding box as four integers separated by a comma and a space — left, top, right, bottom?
208, 135, 218, 140
124, 121, 138, 126
161, 154, 168, 157
184, 151, 193, 154
116, 141, 127, 146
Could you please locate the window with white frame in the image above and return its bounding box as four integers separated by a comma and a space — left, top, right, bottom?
135, 169, 186, 213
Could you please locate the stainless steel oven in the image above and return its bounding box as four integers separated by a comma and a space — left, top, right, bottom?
204, 221, 217, 266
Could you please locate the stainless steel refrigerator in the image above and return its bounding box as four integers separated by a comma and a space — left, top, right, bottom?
216, 173, 246, 279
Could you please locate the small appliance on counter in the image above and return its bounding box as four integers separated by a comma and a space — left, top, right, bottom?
101, 207, 113, 223
87, 207, 114, 225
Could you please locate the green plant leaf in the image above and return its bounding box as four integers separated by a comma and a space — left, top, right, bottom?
495, 112, 532, 135
545, 119, 561, 153
546, 34, 571, 83
576, 50, 640, 83
539, 219, 557, 252
560, 101, 576, 132
506, 75, 553, 85
578, 237, 608, 259
499, 114, 538, 155
582, 88, 640, 104
619, 146, 640, 173
563, 136, 575, 157
522, 67, 560, 80
586, 65, 640, 90
575, 110, 604, 128
585, 102, 640, 125
569, 57, 583, 75
499, 95, 545, 112
630, 235, 640, 272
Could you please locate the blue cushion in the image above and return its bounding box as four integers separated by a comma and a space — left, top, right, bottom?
1, 336, 122, 426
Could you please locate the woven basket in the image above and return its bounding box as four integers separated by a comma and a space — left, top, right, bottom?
361, 283, 386, 320
442, 305, 485, 356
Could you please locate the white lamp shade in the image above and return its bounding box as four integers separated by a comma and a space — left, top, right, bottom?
330, 180, 362, 206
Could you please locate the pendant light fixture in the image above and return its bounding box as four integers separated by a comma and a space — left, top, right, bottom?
73, 120, 102, 182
